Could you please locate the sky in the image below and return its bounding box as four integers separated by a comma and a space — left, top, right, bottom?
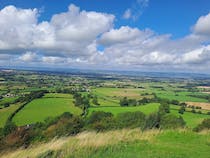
0, 0, 210, 73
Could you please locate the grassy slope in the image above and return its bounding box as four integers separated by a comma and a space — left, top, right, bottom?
13, 94, 82, 126
1, 129, 209, 158
0, 102, 23, 127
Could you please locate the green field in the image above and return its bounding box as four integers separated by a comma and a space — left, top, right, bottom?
170, 108, 210, 128
155, 91, 209, 102
0, 103, 23, 127
13, 95, 82, 126
0, 97, 17, 107
89, 103, 160, 115
43, 93, 73, 98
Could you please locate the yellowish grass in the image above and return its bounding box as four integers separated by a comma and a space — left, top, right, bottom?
202, 92, 210, 94
0, 129, 161, 158
186, 102, 210, 110
0, 138, 66, 158
197, 86, 210, 89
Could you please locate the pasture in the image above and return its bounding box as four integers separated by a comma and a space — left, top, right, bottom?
89, 103, 160, 115
0, 102, 23, 127
13, 94, 82, 126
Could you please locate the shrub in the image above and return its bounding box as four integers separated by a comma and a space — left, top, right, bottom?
178, 106, 185, 114
171, 100, 179, 105
160, 114, 185, 129
87, 111, 113, 124
193, 118, 210, 132
158, 102, 170, 115
191, 109, 196, 113
3, 121, 17, 136
120, 97, 129, 106
116, 111, 146, 129
179, 102, 187, 107
44, 113, 84, 137
86, 111, 115, 131
91, 117, 116, 131
143, 112, 160, 129
197, 111, 202, 114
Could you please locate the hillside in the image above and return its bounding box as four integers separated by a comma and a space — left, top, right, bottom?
1, 129, 209, 158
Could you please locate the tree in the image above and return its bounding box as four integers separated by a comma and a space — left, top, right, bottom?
171, 100, 179, 105
193, 118, 210, 132
3, 121, 17, 136
116, 111, 146, 129
92, 96, 99, 106
178, 106, 185, 114
120, 97, 129, 106
158, 102, 170, 115
144, 112, 160, 129
160, 114, 185, 129
87, 111, 115, 131
3, 103, 10, 108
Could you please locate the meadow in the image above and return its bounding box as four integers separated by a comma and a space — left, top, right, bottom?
0, 102, 23, 127
89, 103, 160, 115
13, 94, 82, 126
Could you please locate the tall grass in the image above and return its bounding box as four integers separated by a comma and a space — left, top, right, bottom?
1, 129, 209, 158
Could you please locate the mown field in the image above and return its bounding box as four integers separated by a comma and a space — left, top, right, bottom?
1, 129, 209, 158
12, 93, 82, 126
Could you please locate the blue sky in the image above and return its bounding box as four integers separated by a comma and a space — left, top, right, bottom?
0, 0, 210, 72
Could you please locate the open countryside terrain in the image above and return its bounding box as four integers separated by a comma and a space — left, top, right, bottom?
0, 70, 210, 158
0, 71, 209, 128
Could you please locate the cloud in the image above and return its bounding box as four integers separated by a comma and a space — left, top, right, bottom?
0, 4, 210, 72
0, 5, 38, 50
99, 26, 153, 46
193, 12, 210, 36
42, 56, 65, 64
19, 51, 38, 62
122, 0, 149, 21
123, 9, 132, 19
0, 4, 114, 59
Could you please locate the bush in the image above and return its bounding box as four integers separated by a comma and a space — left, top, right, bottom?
44, 113, 84, 137
160, 114, 185, 129
120, 97, 129, 106
91, 117, 116, 131
197, 111, 202, 114
87, 111, 113, 124
191, 109, 196, 113
178, 106, 185, 114
86, 111, 115, 131
193, 118, 210, 132
144, 112, 160, 129
171, 100, 179, 105
179, 102, 187, 107
158, 102, 170, 115
3, 121, 17, 136
116, 111, 146, 129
